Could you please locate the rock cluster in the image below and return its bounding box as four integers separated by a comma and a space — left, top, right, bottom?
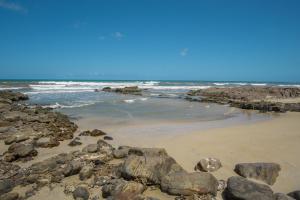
0, 90, 78, 162
186, 86, 300, 112
100, 86, 143, 95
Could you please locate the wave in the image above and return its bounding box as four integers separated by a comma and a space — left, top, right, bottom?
0, 87, 26, 90
123, 99, 136, 103
278, 84, 300, 87
42, 101, 97, 109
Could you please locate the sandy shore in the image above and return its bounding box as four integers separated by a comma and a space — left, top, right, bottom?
111, 112, 300, 194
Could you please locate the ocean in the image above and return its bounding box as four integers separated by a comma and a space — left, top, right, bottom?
0, 80, 297, 136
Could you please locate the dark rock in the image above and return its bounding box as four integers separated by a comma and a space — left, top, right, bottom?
224, 176, 274, 200
274, 193, 296, 200
161, 171, 218, 196
194, 158, 222, 172
73, 186, 89, 200
0, 192, 19, 200
0, 91, 29, 101
234, 162, 281, 185
102, 86, 143, 95
5, 143, 37, 162
288, 191, 300, 200
103, 136, 113, 140
0, 180, 14, 195
79, 129, 106, 137
68, 137, 82, 146
63, 160, 83, 177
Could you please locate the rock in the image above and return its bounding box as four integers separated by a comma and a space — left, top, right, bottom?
120, 147, 184, 185
234, 162, 281, 185
274, 193, 296, 200
194, 158, 222, 172
4, 136, 16, 145
224, 176, 274, 200
79, 165, 94, 180
0, 192, 19, 200
102, 86, 143, 95
73, 186, 89, 200
0, 180, 14, 195
0, 91, 28, 101
217, 180, 226, 191
288, 191, 300, 200
79, 129, 106, 137
6, 143, 37, 161
36, 137, 60, 148
97, 139, 114, 159
15, 135, 30, 143
161, 171, 218, 196
113, 146, 130, 159
64, 183, 75, 195
104, 136, 113, 140
102, 179, 146, 199
93, 176, 111, 186
63, 160, 83, 177
68, 137, 82, 146
83, 144, 98, 153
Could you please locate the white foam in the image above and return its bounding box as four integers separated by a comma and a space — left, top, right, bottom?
42, 101, 97, 109
123, 99, 136, 103
0, 87, 25, 90
278, 84, 300, 87
139, 98, 148, 101
250, 83, 267, 86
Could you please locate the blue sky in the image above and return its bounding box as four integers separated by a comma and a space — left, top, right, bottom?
0, 0, 299, 82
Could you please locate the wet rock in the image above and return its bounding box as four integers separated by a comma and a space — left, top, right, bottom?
102, 179, 146, 199
274, 193, 296, 200
288, 191, 300, 200
79, 165, 94, 180
79, 129, 106, 137
224, 176, 274, 200
83, 144, 98, 153
68, 137, 82, 146
0, 180, 14, 195
102, 86, 143, 95
0, 192, 19, 200
161, 171, 218, 196
194, 158, 222, 172
234, 162, 281, 185
120, 147, 184, 185
73, 186, 89, 200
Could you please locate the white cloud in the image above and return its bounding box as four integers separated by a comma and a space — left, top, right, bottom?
0, 0, 27, 12
180, 48, 189, 57
112, 32, 124, 40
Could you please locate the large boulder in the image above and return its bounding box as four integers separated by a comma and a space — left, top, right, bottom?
0, 180, 14, 195
161, 171, 218, 196
234, 162, 281, 185
102, 179, 146, 199
36, 137, 60, 148
224, 176, 274, 200
194, 158, 222, 172
120, 148, 184, 185
5, 143, 38, 162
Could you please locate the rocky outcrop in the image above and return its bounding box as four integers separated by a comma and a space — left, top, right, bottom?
101, 86, 143, 95
4, 143, 38, 162
0, 90, 28, 101
224, 176, 274, 200
186, 86, 300, 112
275, 193, 296, 200
194, 158, 222, 172
234, 162, 281, 185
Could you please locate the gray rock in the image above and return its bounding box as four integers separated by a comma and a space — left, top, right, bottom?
6, 143, 37, 161
120, 148, 184, 185
4, 136, 16, 145
113, 148, 129, 159
68, 137, 82, 146
36, 137, 60, 148
79, 165, 93, 180
83, 144, 98, 153
73, 186, 89, 200
224, 176, 274, 200
63, 160, 83, 177
15, 135, 30, 143
104, 136, 113, 140
0, 180, 13, 195
288, 191, 300, 200
274, 193, 296, 200
234, 162, 281, 185
194, 158, 222, 172
161, 171, 218, 196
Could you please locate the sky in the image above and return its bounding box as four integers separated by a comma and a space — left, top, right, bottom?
0, 0, 299, 82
